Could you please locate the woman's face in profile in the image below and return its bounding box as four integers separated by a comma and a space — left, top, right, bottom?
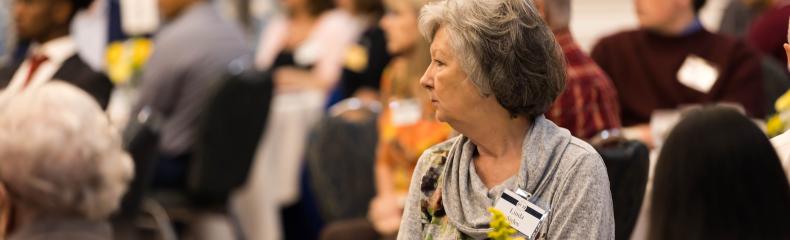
379, 0, 419, 55
420, 27, 484, 124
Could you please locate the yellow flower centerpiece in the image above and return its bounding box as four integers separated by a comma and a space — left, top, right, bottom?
767, 89, 790, 137
106, 38, 153, 85
488, 207, 525, 240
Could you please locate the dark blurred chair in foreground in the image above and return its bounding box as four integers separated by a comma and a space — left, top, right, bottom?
592, 132, 650, 240
278, 98, 380, 239
115, 59, 274, 240
189, 59, 274, 206
307, 98, 380, 223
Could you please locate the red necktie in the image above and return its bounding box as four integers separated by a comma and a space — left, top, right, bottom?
22, 54, 49, 89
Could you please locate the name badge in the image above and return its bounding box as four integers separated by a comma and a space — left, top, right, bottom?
389, 99, 422, 126
494, 189, 548, 239
677, 55, 719, 94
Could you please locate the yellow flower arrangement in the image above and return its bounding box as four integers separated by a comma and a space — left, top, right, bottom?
106, 38, 153, 85
488, 207, 525, 240
767, 115, 785, 137
767, 89, 790, 137
344, 44, 368, 73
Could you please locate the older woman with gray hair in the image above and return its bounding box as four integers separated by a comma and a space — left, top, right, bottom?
397, 0, 614, 239
0, 82, 133, 240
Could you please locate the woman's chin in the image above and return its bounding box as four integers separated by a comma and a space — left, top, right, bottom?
434, 111, 450, 124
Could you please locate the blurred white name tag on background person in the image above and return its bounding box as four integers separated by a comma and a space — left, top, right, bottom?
389, 99, 422, 127
677, 55, 719, 94
121, 0, 159, 35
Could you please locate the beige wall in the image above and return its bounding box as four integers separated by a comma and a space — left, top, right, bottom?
570, 0, 730, 52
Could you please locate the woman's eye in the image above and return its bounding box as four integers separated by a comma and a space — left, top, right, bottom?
433, 59, 445, 66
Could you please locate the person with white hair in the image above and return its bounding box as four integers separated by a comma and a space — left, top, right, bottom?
0, 82, 134, 240
396, 0, 614, 239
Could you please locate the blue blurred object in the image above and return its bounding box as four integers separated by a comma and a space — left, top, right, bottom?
12, 41, 30, 63
280, 166, 324, 240
108, 0, 128, 42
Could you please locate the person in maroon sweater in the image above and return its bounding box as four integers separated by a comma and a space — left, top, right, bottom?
747, 0, 790, 68
535, 0, 622, 140
592, 0, 765, 146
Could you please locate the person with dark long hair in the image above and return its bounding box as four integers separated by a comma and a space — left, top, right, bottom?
650, 106, 790, 240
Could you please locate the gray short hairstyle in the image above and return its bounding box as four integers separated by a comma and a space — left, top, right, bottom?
0, 82, 133, 220
419, 0, 566, 119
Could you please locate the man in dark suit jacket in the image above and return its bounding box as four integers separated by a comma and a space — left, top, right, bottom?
0, 0, 112, 109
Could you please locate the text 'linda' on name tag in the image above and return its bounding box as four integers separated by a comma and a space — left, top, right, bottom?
494, 189, 548, 239
677, 55, 719, 94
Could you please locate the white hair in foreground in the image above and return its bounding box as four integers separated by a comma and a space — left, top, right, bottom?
0, 82, 133, 220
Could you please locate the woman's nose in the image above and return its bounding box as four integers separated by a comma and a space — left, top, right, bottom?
420, 64, 434, 90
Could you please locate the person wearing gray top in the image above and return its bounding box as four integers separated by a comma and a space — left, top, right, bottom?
134, 0, 249, 157
396, 0, 615, 239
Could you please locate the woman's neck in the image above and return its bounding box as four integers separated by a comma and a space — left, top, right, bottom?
460, 113, 531, 188
449, 98, 532, 160
470, 116, 531, 160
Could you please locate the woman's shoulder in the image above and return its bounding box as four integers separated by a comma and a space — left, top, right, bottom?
558, 136, 607, 177
421, 135, 459, 157
541, 118, 602, 166
566, 137, 600, 158
560, 137, 607, 183
413, 136, 460, 173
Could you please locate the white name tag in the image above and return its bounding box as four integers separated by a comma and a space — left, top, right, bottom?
494, 189, 548, 239
389, 99, 422, 126
677, 55, 719, 94
120, 0, 159, 35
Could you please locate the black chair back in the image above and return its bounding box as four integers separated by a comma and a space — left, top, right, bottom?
306, 100, 379, 222
761, 56, 790, 116
118, 106, 164, 218
596, 140, 649, 240
189, 59, 274, 205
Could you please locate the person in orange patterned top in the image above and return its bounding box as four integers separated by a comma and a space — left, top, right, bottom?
320, 0, 452, 239
369, 0, 453, 234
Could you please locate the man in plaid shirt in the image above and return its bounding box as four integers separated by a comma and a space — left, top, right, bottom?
536, 0, 621, 140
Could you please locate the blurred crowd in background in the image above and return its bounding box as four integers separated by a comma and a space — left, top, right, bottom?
0, 0, 788, 239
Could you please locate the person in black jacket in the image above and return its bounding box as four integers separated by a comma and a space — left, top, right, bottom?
0, 0, 112, 109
